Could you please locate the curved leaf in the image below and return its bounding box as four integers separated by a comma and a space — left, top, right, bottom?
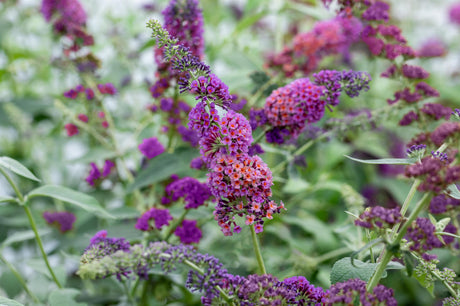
345, 155, 417, 165
2, 229, 52, 248
0, 196, 16, 204
27, 185, 115, 219
0, 296, 24, 306
446, 184, 460, 199
0, 156, 40, 182
128, 148, 199, 193
331, 257, 379, 284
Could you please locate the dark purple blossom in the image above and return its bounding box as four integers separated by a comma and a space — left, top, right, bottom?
430, 122, 460, 146
162, 0, 204, 58
188, 74, 233, 109
355, 206, 402, 230
401, 64, 430, 79
399, 111, 419, 126
164, 176, 212, 209
138, 137, 165, 159
406, 144, 426, 156
135, 207, 173, 231
323, 278, 397, 306
417, 39, 446, 58
429, 194, 460, 214
420, 103, 452, 120
43, 211, 76, 233
190, 156, 205, 169
86, 162, 101, 186
174, 219, 202, 244
406, 217, 444, 259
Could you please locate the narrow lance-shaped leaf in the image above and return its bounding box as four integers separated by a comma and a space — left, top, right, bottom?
0, 156, 40, 182
0, 296, 24, 306
27, 185, 115, 219
0, 195, 16, 204
2, 229, 52, 248
345, 155, 417, 165
446, 184, 460, 199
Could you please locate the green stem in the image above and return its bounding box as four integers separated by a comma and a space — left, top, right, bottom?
0, 167, 24, 202
313, 246, 351, 265
122, 279, 136, 305
431, 269, 458, 298
0, 167, 62, 289
0, 253, 40, 302
390, 179, 421, 240
24, 205, 63, 288
130, 277, 141, 300
250, 224, 267, 275
54, 99, 114, 151
164, 209, 189, 241
367, 192, 431, 291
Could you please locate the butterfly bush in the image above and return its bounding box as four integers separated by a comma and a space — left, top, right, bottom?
2, 0, 459, 305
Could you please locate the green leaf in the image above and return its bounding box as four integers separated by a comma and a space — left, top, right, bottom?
49, 288, 85, 306
0, 156, 40, 182
403, 251, 416, 277
27, 259, 67, 287
446, 184, 460, 199
27, 185, 115, 219
282, 178, 310, 194
414, 268, 435, 297
331, 257, 379, 284
0, 196, 15, 204
68, 148, 117, 164
231, 10, 267, 37
345, 155, 417, 165
2, 229, 52, 248
127, 148, 199, 192
0, 296, 24, 306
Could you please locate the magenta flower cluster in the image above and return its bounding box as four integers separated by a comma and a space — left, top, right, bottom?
40, 0, 93, 51
85, 160, 115, 186
266, 15, 362, 77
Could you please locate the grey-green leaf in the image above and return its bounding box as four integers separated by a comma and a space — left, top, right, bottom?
0, 156, 40, 182
0, 196, 16, 204
330, 257, 379, 284
127, 148, 199, 192
345, 155, 417, 165
0, 296, 24, 306
2, 229, 52, 248
446, 184, 460, 199
49, 288, 86, 306
27, 185, 115, 219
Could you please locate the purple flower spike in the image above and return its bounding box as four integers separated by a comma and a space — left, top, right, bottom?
138, 137, 165, 159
